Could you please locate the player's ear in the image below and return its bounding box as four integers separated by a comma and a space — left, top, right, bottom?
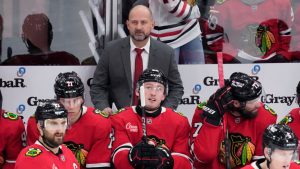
264, 147, 271, 160
37, 122, 43, 136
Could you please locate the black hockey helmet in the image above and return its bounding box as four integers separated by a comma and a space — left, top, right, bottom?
137, 69, 167, 89
263, 124, 298, 150
54, 71, 84, 99
35, 99, 68, 121
229, 72, 262, 102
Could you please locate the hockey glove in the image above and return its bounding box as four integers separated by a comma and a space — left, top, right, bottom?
202, 85, 233, 126
128, 141, 160, 168
155, 147, 174, 169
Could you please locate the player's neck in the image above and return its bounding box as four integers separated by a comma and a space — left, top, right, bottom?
38, 139, 60, 154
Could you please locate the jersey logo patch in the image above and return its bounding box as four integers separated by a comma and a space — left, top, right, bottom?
94, 109, 109, 118
2, 111, 18, 120
197, 102, 207, 110
263, 104, 277, 116
279, 114, 293, 125
112, 108, 125, 115
64, 141, 88, 167
219, 133, 255, 168
25, 148, 42, 157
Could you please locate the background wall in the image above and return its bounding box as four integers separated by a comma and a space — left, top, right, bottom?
0, 63, 299, 124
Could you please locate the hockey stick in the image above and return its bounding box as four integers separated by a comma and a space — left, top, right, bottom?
79, 10, 100, 63
217, 52, 230, 169
139, 85, 147, 143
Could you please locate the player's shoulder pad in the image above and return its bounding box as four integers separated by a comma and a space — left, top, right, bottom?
111, 108, 126, 116
25, 148, 42, 157
2, 111, 19, 120
94, 109, 109, 118
196, 102, 207, 110
263, 104, 277, 116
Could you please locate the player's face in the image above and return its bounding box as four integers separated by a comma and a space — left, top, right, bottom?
59, 97, 83, 124
138, 82, 166, 111
242, 97, 260, 118
42, 118, 68, 147
268, 148, 294, 169
126, 7, 154, 42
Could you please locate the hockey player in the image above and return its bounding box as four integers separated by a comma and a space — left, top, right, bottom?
280, 81, 300, 156
200, 0, 294, 63
15, 100, 79, 169
0, 89, 26, 169
111, 69, 192, 169
26, 71, 112, 168
241, 124, 300, 169
190, 72, 277, 168
1, 13, 79, 65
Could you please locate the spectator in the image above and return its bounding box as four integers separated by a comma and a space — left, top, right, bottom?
15, 100, 79, 169
1, 13, 80, 65
90, 5, 183, 114
110, 69, 192, 169
0, 89, 26, 169
26, 71, 112, 169
142, 0, 205, 64
190, 72, 277, 168
241, 124, 300, 169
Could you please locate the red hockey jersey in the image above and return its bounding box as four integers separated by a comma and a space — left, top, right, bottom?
0, 110, 26, 169
26, 106, 112, 168
111, 106, 192, 169
201, 0, 293, 63
15, 141, 79, 169
190, 102, 277, 169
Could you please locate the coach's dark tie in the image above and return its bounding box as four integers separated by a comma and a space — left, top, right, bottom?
133, 48, 144, 105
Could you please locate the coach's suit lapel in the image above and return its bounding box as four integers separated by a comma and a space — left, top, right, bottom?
148, 38, 158, 69
121, 37, 133, 92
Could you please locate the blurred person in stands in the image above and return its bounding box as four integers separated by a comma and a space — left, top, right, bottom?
111, 69, 192, 169
137, 0, 205, 64
241, 124, 300, 169
0, 89, 26, 169
90, 5, 183, 114
26, 71, 112, 169
15, 100, 79, 169
200, 0, 294, 63
190, 72, 277, 168
1, 13, 80, 65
